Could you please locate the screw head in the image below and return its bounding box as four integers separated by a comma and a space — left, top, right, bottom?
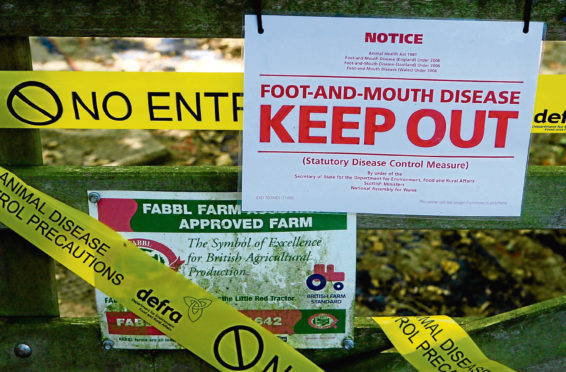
14, 343, 32, 358
88, 192, 101, 204
102, 339, 114, 350
342, 337, 354, 351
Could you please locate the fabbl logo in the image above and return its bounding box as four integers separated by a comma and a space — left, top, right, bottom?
130, 238, 185, 271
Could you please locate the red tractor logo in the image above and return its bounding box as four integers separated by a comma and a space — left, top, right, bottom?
306, 264, 345, 291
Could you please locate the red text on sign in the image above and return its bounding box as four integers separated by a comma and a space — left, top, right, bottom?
259, 105, 519, 149
365, 32, 424, 44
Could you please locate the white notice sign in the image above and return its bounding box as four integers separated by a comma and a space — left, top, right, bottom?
242, 15, 544, 216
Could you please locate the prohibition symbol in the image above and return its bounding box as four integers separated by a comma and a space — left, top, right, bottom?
214, 325, 264, 370
7, 81, 63, 126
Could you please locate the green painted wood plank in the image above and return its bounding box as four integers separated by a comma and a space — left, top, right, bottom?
0, 37, 59, 317
2, 165, 566, 230
0, 0, 564, 39
1, 295, 564, 371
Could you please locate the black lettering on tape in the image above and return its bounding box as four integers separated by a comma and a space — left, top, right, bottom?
204, 92, 229, 122
232, 92, 243, 122
102, 92, 132, 121
7, 81, 63, 126
72, 92, 100, 120
148, 92, 173, 121
72, 91, 133, 121
263, 355, 293, 372
214, 325, 264, 370
176, 92, 201, 121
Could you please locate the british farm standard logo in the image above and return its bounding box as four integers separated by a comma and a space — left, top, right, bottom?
136, 289, 183, 323
130, 238, 185, 271
306, 264, 345, 291
183, 296, 213, 322
308, 313, 339, 330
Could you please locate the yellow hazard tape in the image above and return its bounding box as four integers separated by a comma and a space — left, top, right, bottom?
0, 71, 242, 129
0, 166, 321, 372
0, 72, 563, 132
374, 316, 514, 371
532, 74, 566, 133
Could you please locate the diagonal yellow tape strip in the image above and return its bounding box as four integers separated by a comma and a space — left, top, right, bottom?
374, 316, 514, 371
0, 166, 322, 372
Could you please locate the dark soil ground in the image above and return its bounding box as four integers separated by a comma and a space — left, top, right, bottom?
32, 37, 566, 319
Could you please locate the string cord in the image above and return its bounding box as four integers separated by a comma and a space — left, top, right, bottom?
254, 0, 264, 34
523, 0, 533, 33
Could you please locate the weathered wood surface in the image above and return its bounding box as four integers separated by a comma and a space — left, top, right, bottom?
0, 37, 42, 165
0, 37, 59, 317
2, 165, 566, 230
324, 294, 566, 371
1, 295, 564, 371
0, 0, 565, 39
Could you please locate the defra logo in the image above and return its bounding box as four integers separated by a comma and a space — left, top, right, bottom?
136, 288, 183, 323
129, 238, 185, 271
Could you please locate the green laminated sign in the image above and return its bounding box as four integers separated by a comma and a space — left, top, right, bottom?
89, 191, 356, 350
